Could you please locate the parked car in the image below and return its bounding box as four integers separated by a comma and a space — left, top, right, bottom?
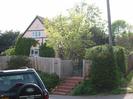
0, 68, 49, 99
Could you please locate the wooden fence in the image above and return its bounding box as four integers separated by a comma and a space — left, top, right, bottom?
0, 56, 91, 78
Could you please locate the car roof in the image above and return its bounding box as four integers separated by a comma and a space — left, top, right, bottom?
0, 68, 36, 74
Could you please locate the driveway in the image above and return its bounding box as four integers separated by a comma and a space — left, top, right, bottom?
50, 94, 133, 99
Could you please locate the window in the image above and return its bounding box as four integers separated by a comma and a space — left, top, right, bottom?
35, 50, 39, 55
38, 31, 41, 36
30, 49, 39, 57
32, 31, 41, 38
0, 73, 38, 92
32, 32, 35, 37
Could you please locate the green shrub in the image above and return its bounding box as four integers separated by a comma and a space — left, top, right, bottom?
15, 37, 37, 56
39, 43, 55, 57
126, 70, 133, 82
127, 51, 133, 73
37, 71, 60, 92
111, 87, 126, 94
85, 45, 120, 92
7, 56, 31, 69
114, 46, 126, 76
2, 47, 15, 56
72, 80, 97, 95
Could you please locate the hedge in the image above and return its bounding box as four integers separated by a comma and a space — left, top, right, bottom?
39, 43, 55, 57
37, 71, 60, 92
7, 56, 31, 69
85, 45, 120, 92
15, 38, 37, 56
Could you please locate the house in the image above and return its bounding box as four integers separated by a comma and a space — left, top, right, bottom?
22, 16, 47, 57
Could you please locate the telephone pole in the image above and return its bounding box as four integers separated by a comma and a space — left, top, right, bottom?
106, 0, 113, 46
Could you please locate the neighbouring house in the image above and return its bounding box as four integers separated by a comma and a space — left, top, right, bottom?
22, 16, 47, 57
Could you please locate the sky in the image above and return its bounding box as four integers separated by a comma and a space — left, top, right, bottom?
90, 0, 133, 25
0, 0, 133, 33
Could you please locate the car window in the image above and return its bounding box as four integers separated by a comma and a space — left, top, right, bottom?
0, 73, 38, 92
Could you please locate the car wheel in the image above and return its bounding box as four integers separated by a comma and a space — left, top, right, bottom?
17, 83, 43, 99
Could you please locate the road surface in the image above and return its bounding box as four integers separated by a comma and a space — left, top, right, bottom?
50, 94, 133, 99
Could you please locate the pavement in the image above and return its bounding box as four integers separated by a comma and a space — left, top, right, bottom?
50, 94, 133, 99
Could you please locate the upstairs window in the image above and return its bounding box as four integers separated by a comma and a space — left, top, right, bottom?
32, 31, 41, 38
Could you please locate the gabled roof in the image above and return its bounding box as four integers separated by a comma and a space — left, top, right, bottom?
21, 15, 44, 37
37, 16, 44, 24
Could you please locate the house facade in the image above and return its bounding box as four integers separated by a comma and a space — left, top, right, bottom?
22, 16, 47, 57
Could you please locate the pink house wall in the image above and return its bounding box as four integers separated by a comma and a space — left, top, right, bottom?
23, 18, 47, 44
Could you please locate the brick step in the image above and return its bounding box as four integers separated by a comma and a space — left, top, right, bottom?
54, 89, 70, 93
52, 91, 67, 95
52, 84, 74, 91
52, 76, 83, 95
65, 79, 81, 83
67, 77, 83, 81
57, 86, 74, 90
61, 82, 77, 86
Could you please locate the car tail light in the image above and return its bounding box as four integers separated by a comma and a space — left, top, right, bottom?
44, 95, 49, 99
1, 96, 9, 99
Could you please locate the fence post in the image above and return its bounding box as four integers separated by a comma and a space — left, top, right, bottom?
82, 60, 85, 78
58, 58, 61, 78
82, 60, 91, 79
52, 58, 55, 73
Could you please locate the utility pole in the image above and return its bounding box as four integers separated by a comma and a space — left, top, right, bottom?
106, 0, 113, 46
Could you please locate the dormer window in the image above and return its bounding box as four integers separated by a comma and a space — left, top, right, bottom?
38, 31, 41, 37
32, 31, 41, 38
32, 32, 35, 37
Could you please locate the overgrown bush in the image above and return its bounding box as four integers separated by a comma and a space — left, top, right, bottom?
39, 43, 55, 57
85, 45, 120, 92
7, 56, 31, 69
111, 87, 126, 94
72, 80, 97, 95
114, 46, 126, 76
1, 47, 15, 56
15, 37, 37, 56
72, 45, 126, 95
127, 52, 133, 74
37, 71, 60, 92
126, 70, 133, 83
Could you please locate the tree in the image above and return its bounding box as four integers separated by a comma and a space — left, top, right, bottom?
112, 20, 129, 35
111, 20, 133, 50
44, 2, 104, 59
15, 38, 37, 56
116, 32, 133, 51
111, 20, 132, 44
39, 43, 55, 57
0, 30, 19, 53
90, 26, 109, 45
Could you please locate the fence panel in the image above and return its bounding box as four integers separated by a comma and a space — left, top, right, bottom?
0, 56, 11, 69
60, 60, 73, 78
0, 56, 89, 79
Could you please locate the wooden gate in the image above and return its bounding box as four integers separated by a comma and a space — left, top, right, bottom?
72, 60, 83, 76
